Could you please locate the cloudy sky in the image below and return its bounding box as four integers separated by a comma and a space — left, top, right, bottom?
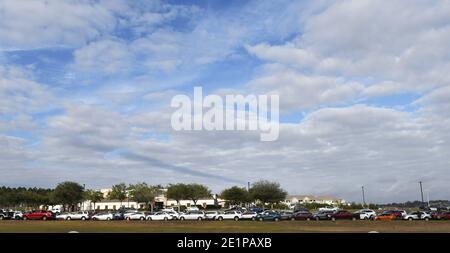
1, 0, 450, 203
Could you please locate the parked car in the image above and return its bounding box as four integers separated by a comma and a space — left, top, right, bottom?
291, 211, 314, 221
119, 209, 138, 220
255, 211, 282, 221
147, 211, 173, 221
23, 210, 54, 220
398, 210, 407, 217
249, 207, 266, 213
381, 210, 403, 219
330, 210, 359, 221
216, 211, 242, 221
0, 209, 14, 220
403, 211, 431, 221
164, 210, 180, 220
92, 212, 114, 221
432, 211, 450, 220
312, 210, 334, 221
241, 211, 258, 220
186, 206, 200, 211
355, 209, 377, 220
126, 212, 150, 221
178, 210, 205, 221
205, 211, 221, 220
279, 211, 294, 220
56, 211, 90, 220
227, 206, 247, 212
374, 213, 398, 221
47, 207, 61, 214
13, 211, 24, 220
318, 206, 339, 212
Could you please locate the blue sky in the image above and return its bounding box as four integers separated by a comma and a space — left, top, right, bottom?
1, 0, 450, 203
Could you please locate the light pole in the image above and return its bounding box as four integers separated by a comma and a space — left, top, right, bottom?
82, 184, 86, 211
419, 181, 424, 205
361, 186, 366, 208
247, 182, 251, 208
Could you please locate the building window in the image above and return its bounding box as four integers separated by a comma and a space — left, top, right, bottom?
187, 203, 191, 207
105, 205, 108, 210
131, 205, 135, 208
113, 205, 116, 210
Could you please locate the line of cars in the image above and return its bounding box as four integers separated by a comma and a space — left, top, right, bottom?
2, 208, 450, 222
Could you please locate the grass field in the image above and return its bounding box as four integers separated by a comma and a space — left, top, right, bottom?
1, 220, 450, 233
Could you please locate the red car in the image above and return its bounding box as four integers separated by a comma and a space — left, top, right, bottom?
433, 212, 450, 220
290, 211, 314, 221
330, 210, 359, 221
23, 210, 54, 220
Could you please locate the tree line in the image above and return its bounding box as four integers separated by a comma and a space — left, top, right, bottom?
0, 180, 287, 211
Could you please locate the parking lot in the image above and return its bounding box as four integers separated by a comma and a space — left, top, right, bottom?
1, 220, 450, 233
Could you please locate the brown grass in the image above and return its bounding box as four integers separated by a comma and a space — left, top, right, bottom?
1, 220, 450, 233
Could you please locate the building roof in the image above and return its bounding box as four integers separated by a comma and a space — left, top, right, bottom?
287, 195, 342, 201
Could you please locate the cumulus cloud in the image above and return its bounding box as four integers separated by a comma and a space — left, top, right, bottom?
2, 0, 450, 203
0, 0, 117, 49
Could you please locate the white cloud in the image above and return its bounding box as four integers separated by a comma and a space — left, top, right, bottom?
0, 0, 117, 49
0, 65, 55, 114
246, 65, 364, 111
72, 39, 132, 74
245, 0, 450, 107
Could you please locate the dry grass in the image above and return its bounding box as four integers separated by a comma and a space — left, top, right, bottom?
1, 220, 450, 233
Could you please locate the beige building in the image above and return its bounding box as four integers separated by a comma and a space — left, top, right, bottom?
79, 189, 225, 211
284, 195, 346, 206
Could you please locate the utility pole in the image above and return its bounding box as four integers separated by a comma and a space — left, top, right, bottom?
247, 182, 250, 208
361, 186, 366, 208
82, 184, 86, 211
419, 181, 424, 205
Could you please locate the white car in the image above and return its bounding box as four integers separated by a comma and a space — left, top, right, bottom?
48, 207, 61, 214
146, 212, 173, 221
126, 212, 149, 221
216, 211, 242, 221
205, 211, 221, 220
179, 211, 205, 220
13, 211, 24, 220
92, 213, 114, 221
398, 210, 407, 217
186, 206, 200, 211
241, 211, 258, 220
164, 210, 180, 220
56, 211, 90, 220
123, 210, 139, 219
318, 206, 339, 212
403, 211, 431, 221
356, 209, 377, 220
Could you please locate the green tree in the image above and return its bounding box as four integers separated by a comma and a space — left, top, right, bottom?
249, 180, 287, 208
85, 190, 104, 210
185, 184, 211, 207
220, 186, 249, 206
108, 183, 128, 208
128, 183, 157, 212
167, 183, 188, 212
53, 182, 84, 211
